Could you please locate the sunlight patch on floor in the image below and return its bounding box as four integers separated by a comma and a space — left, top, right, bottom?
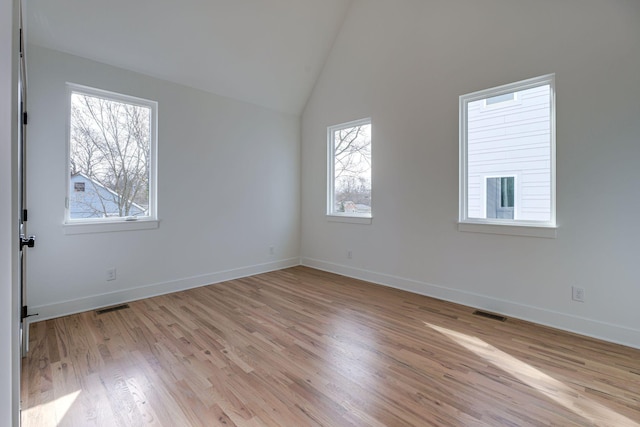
22, 390, 81, 427
425, 322, 639, 426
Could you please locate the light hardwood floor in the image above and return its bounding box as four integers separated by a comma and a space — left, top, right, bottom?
22, 267, 640, 426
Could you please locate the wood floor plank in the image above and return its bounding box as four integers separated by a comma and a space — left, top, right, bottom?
22, 266, 640, 426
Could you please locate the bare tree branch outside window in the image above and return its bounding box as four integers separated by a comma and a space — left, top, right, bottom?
332, 123, 371, 213
69, 92, 151, 218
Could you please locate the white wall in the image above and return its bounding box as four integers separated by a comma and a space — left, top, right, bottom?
301, 0, 640, 348
0, 0, 19, 424
26, 45, 300, 321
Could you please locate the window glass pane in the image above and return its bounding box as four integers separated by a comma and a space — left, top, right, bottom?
485, 92, 515, 105
465, 81, 552, 222
501, 177, 514, 208
69, 91, 152, 219
331, 122, 371, 215
486, 176, 515, 219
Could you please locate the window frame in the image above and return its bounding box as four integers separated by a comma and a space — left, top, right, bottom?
327, 117, 372, 223
459, 74, 556, 238
64, 83, 159, 234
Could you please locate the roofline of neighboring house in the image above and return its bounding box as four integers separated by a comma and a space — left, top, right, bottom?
71, 171, 147, 212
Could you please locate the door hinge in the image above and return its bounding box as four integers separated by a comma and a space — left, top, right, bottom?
22, 306, 38, 320
20, 235, 35, 249
22, 209, 28, 222
23, 111, 28, 125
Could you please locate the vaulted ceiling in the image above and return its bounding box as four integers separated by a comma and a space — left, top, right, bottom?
25, 0, 352, 115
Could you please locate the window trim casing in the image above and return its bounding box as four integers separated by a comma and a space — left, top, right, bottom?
326, 117, 372, 223
459, 74, 556, 237
64, 83, 159, 233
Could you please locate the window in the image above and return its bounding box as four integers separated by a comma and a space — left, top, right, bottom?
66, 84, 157, 228
485, 93, 516, 106
459, 74, 556, 235
486, 176, 515, 219
327, 118, 372, 219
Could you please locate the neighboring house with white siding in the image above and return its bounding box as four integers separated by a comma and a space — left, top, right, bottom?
466, 85, 551, 221
69, 172, 146, 219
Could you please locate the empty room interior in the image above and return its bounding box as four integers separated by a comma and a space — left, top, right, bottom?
2, 0, 640, 425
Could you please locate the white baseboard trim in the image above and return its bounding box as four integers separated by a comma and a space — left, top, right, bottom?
28, 257, 301, 325
301, 257, 640, 350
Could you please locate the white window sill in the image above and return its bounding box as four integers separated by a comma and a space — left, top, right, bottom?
63, 219, 159, 235
327, 214, 372, 225
458, 221, 557, 238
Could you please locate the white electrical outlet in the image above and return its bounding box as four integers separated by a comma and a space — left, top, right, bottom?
572, 286, 585, 302
106, 268, 117, 281
347, 250, 353, 259
269, 246, 275, 256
